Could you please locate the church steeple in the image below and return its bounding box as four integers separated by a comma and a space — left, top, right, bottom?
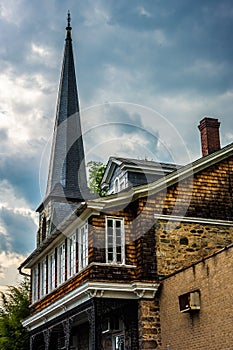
46, 12, 88, 202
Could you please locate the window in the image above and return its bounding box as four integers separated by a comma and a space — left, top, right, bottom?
114, 177, 126, 193
57, 242, 66, 285
114, 178, 120, 193
119, 179, 125, 192
41, 217, 47, 241
40, 259, 47, 297
48, 251, 56, 292
114, 334, 125, 350
68, 233, 76, 277
106, 218, 125, 264
49, 209, 57, 234
32, 265, 39, 303
102, 318, 125, 349
78, 224, 88, 271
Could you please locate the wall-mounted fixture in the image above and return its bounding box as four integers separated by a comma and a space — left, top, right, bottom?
179, 290, 200, 313
102, 318, 121, 334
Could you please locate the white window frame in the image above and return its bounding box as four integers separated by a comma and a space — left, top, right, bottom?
119, 178, 126, 192
40, 258, 47, 298
78, 223, 88, 271
114, 177, 120, 193
68, 233, 76, 278
57, 242, 66, 285
106, 217, 125, 264
113, 333, 125, 350
32, 265, 39, 303
48, 251, 56, 292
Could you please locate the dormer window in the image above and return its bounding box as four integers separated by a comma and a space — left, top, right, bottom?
106, 217, 125, 264
114, 177, 126, 194
114, 178, 120, 193
119, 178, 126, 191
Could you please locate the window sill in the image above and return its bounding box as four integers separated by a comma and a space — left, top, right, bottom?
89, 262, 137, 269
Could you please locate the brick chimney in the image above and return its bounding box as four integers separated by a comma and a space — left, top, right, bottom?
198, 117, 221, 156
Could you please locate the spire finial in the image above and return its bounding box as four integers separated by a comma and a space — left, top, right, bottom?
66, 10, 72, 39
67, 10, 71, 27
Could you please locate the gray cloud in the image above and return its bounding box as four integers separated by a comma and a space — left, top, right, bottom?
0, 207, 36, 254
0, 155, 40, 205
0, 128, 8, 143
0, 0, 232, 285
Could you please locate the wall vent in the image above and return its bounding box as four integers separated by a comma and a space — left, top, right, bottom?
179, 290, 200, 313
102, 318, 120, 334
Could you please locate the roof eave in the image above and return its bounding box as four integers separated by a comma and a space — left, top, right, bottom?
88, 142, 233, 210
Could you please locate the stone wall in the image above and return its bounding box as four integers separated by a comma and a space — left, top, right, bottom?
155, 220, 233, 276
138, 299, 161, 349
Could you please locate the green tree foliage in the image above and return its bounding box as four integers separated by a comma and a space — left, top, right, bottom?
0, 279, 30, 350
87, 161, 107, 197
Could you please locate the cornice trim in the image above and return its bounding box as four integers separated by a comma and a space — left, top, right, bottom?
154, 214, 233, 226
22, 281, 159, 331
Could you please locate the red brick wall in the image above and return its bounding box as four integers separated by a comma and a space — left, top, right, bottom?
159, 245, 233, 350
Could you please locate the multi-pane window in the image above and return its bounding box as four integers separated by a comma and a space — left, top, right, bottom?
114, 178, 120, 193
41, 216, 47, 242
119, 179, 125, 192
40, 259, 47, 297
48, 252, 56, 292
31, 222, 89, 299
78, 224, 88, 271
114, 334, 125, 350
106, 218, 125, 264
68, 234, 76, 277
32, 265, 39, 303
57, 243, 66, 285
114, 177, 126, 193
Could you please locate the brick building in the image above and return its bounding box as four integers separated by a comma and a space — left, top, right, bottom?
160, 244, 233, 350
19, 14, 233, 350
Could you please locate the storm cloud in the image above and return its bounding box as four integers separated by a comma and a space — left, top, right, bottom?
0, 0, 232, 288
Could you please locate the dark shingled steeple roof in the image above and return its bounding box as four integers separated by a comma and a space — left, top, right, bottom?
45, 12, 89, 203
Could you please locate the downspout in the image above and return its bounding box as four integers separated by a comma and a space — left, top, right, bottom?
18, 265, 31, 278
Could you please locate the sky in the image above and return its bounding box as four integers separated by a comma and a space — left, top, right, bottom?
0, 0, 233, 290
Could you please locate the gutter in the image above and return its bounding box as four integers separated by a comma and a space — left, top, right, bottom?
18, 265, 31, 278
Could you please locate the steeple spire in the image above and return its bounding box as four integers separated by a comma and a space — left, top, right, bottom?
45, 13, 89, 202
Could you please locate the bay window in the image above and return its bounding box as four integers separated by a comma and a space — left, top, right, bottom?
48, 251, 56, 292
32, 265, 39, 303
32, 221, 89, 298
78, 223, 88, 271
57, 242, 66, 285
40, 258, 47, 297
68, 233, 76, 277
